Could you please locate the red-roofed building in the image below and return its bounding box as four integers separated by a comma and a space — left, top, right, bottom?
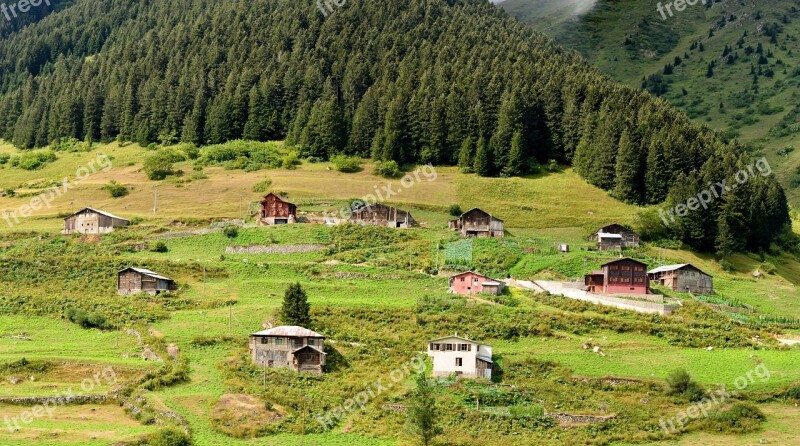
584, 258, 649, 295
260, 193, 297, 225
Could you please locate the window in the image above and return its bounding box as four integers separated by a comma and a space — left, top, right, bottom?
445, 344, 454, 351
460, 278, 465, 282
260, 337, 269, 344
458, 344, 471, 351
455, 358, 463, 367
275, 337, 284, 345
293, 338, 304, 348
430, 343, 440, 351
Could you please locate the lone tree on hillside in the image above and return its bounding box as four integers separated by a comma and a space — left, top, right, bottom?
280, 283, 311, 327
407, 372, 442, 446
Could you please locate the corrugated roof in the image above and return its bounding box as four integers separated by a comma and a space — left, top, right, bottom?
291, 345, 327, 355
597, 233, 623, 239
67, 207, 129, 222
476, 354, 493, 364
482, 281, 502, 286
428, 334, 489, 347
122, 268, 172, 281
251, 326, 324, 338
600, 258, 647, 267
459, 208, 504, 222
648, 264, 711, 277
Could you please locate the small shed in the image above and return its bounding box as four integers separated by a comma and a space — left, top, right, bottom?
63, 208, 129, 235
648, 264, 713, 294
558, 244, 570, 253
118, 268, 177, 296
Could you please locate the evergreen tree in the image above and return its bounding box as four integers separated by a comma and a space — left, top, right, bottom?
473, 136, 491, 176
280, 283, 311, 327
504, 130, 525, 176
458, 137, 475, 173
612, 129, 641, 203
406, 372, 442, 446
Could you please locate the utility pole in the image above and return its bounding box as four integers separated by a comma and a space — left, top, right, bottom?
202, 265, 206, 297
229, 304, 232, 336
153, 185, 158, 215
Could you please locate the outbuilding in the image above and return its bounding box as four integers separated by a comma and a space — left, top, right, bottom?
63, 208, 129, 235
249, 326, 326, 374
118, 268, 177, 295
648, 264, 713, 294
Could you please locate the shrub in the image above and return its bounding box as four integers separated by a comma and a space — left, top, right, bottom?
373, 160, 401, 178
759, 261, 777, 274
252, 178, 273, 193
719, 258, 735, 272
331, 154, 361, 173
448, 204, 463, 216
281, 150, 301, 169
701, 403, 765, 433
223, 226, 239, 239
666, 369, 704, 401
180, 143, 200, 160
151, 241, 169, 253
146, 428, 193, 446
0, 153, 10, 165
65, 307, 110, 329
102, 181, 129, 198
14, 150, 57, 170
144, 152, 177, 180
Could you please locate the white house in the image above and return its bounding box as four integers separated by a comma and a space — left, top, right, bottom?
427, 334, 492, 379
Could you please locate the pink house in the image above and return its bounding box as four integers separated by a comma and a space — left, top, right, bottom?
449, 271, 505, 296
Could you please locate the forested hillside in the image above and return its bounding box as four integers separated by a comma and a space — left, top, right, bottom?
0, 0, 791, 252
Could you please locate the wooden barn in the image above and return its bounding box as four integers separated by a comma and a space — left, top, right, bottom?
260, 193, 297, 225
648, 264, 713, 294
349, 203, 416, 228
449, 208, 504, 238
449, 271, 505, 296
589, 224, 640, 251
584, 258, 649, 295
249, 326, 326, 374
118, 268, 177, 296
63, 208, 129, 235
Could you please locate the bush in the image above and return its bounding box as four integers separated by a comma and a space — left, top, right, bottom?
719, 258, 735, 272
448, 204, 463, 216
373, 160, 401, 178
223, 226, 239, 239
143, 151, 179, 180
13, 150, 57, 170
331, 154, 361, 173
65, 307, 110, 329
0, 153, 10, 165
759, 261, 777, 275
702, 403, 765, 433
281, 150, 301, 169
252, 178, 272, 193
151, 241, 169, 253
146, 428, 193, 446
102, 181, 129, 198
666, 369, 704, 401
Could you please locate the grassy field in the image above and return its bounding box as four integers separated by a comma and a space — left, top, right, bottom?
0, 141, 798, 445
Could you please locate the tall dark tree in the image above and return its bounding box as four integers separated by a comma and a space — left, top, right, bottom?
280, 283, 311, 327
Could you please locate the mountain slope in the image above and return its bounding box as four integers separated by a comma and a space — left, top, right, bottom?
502, 0, 800, 206
0, 0, 791, 252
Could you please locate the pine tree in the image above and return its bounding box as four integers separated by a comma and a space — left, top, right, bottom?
407, 372, 442, 446
458, 137, 475, 173
503, 130, 525, 176
280, 283, 311, 327
473, 136, 491, 177
612, 129, 641, 203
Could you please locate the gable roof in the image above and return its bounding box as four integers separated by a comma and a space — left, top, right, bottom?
648, 263, 711, 277
66, 207, 129, 222
119, 267, 172, 281
459, 208, 503, 222
251, 325, 324, 338
428, 334, 488, 347
600, 258, 647, 267
450, 271, 503, 283
291, 344, 327, 355
261, 192, 295, 205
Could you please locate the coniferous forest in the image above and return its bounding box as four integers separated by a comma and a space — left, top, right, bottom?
0, 0, 791, 253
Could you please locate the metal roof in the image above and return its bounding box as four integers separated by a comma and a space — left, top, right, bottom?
67, 207, 129, 222
251, 326, 324, 338
600, 258, 647, 267
482, 281, 502, 286
597, 233, 623, 239
648, 264, 711, 277
459, 208, 504, 222
291, 345, 327, 355
121, 267, 172, 281
428, 334, 489, 347
476, 354, 493, 364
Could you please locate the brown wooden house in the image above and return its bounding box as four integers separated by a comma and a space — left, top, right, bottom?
349, 203, 416, 228
589, 224, 640, 250
118, 268, 177, 295
584, 258, 649, 295
648, 264, 713, 294
260, 193, 297, 225
249, 326, 326, 374
449, 208, 504, 238
63, 208, 129, 235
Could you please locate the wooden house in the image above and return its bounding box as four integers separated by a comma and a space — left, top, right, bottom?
349, 203, 416, 228
584, 258, 649, 295
589, 224, 640, 251
260, 193, 297, 225
63, 208, 129, 235
118, 268, 177, 295
249, 326, 326, 374
427, 335, 493, 379
449, 271, 505, 296
449, 208, 504, 238
648, 264, 713, 294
